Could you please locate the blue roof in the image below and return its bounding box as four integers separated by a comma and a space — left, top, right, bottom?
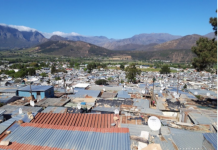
117, 91, 131, 98
18, 85, 53, 92
203, 133, 217, 150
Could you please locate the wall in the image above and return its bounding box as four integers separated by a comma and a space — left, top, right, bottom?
18, 91, 37, 99
44, 87, 54, 98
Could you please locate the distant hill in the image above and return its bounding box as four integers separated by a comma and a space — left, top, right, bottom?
102, 33, 182, 50
204, 32, 216, 39
0, 25, 47, 49
50, 35, 67, 41
152, 34, 204, 50
129, 49, 195, 63
22, 39, 195, 62
66, 35, 116, 46
29, 40, 113, 57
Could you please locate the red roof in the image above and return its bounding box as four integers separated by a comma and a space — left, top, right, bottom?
20, 123, 129, 133
31, 113, 120, 128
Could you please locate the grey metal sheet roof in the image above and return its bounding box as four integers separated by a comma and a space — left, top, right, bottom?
133, 99, 149, 109
0, 89, 17, 93
2, 126, 131, 150
0, 105, 43, 116
91, 106, 120, 112
171, 132, 204, 149
189, 112, 214, 125
42, 107, 67, 113
100, 92, 117, 98
68, 89, 101, 98
153, 135, 177, 150
203, 133, 217, 150
121, 124, 170, 136
0, 96, 22, 104
188, 89, 217, 97
36, 98, 70, 107
89, 85, 123, 91
117, 91, 131, 98
0, 118, 15, 135
18, 85, 53, 91
140, 108, 163, 116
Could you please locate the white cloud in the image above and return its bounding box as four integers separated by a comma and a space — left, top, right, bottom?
0, 23, 81, 38
0, 23, 37, 32
42, 31, 81, 38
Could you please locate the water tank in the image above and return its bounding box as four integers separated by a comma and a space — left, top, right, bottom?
81, 102, 86, 105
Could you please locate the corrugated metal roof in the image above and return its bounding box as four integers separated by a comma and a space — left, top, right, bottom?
91, 106, 120, 112
117, 91, 131, 98
35, 98, 70, 107
18, 85, 53, 91
140, 108, 163, 116
0, 118, 15, 135
153, 135, 177, 150
203, 133, 217, 150
101, 92, 117, 98
133, 99, 149, 109
42, 107, 67, 113
68, 89, 101, 98
121, 124, 170, 136
0, 88, 17, 93
188, 89, 217, 97
171, 132, 204, 149
0, 105, 43, 116
189, 112, 214, 125
31, 113, 120, 128
0, 124, 131, 150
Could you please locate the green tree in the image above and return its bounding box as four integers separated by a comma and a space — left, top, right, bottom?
160, 65, 171, 74
191, 10, 217, 72
192, 38, 217, 72
125, 63, 141, 83
95, 79, 107, 85
120, 64, 125, 70
210, 10, 217, 36
55, 76, 61, 80
40, 73, 47, 77
51, 65, 56, 74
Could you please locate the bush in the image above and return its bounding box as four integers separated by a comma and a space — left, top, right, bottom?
95, 79, 108, 85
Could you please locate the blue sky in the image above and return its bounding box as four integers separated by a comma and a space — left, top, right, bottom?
0, 0, 217, 39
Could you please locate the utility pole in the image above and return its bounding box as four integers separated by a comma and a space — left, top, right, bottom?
30, 82, 33, 100
63, 75, 66, 95
177, 72, 180, 94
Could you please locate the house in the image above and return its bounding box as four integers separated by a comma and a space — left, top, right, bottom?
17, 85, 54, 100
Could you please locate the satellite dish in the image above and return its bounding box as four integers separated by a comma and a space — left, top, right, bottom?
77, 103, 81, 109
206, 92, 210, 96
148, 116, 161, 131
142, 90, 145, 94
175, 94, 179, 98
114, 109, 119, 114
103, 88, 106, 92
30, 100, 35, 107
160, 90, 162, 93
19, 108, 23, 114
194, 92, 198, 95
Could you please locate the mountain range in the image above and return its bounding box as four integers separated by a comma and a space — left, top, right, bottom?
0, 24, 217, 62
0, 25, 47, 49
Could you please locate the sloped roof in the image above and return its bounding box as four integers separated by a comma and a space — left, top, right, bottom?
0, 123, 131, 150
31, 113, 120, 128
18, 85, 53, 91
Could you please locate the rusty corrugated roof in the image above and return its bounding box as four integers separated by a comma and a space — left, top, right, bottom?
31, 113, 120, 128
